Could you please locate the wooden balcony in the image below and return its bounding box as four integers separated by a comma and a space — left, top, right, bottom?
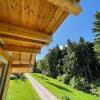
0, 0, 81, 73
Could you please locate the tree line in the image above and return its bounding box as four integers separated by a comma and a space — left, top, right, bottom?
33, 12, 100, 96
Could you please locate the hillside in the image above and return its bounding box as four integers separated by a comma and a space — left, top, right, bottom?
32, 73, 100, 100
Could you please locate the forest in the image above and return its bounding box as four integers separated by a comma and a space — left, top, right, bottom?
33, 12, 100, 97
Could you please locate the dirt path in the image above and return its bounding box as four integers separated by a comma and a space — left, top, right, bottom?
25, 73, 58, 100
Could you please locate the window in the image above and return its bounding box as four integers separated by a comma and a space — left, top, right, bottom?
0, 57, 8, 95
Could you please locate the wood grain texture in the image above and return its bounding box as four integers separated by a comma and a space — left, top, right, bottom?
11, 64, 33, 73
3, 45, 40, 53
0, 22, 51, 43
0, 0, 81, 74
0, 34, 46, 47
1, 38, 43, 48
47, 0, 81, 15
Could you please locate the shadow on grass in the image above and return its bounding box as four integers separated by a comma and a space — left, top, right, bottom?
47, 81, 72, 93
34, 75, 49, 81
61, 96, 70, 100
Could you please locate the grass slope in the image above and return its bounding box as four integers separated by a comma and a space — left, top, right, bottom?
6, 79, 40, 100
32, 73, 100, 100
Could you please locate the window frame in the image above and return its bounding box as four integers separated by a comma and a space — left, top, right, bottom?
0, 47, 10, 95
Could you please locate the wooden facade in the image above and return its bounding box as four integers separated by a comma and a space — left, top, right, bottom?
0, 0, 81, 99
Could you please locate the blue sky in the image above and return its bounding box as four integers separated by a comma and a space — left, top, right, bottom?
36, 0, 100, 60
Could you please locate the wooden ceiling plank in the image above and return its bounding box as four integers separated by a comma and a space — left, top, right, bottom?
36, 0, 50, 31
3, 45, 40, 53
47, 0, 81, 15
0, 22, 51, 43
21, 0, 31, 27
12, 52, 21, 62
41, 4, 57, 32
0, 0, 10, 22
45, 7, 64, 34
20, 52, 21, 64
28, 0, 41, 29
7, 0, 21, 25
51, 11, 69, 34
21, 52, 31, 64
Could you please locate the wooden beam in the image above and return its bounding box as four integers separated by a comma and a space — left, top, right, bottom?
0, 47, 10, 62
11, 64, 33, 73
1, 38, 43, 48
47, 0, 81, 15
3, 45, 40, 53
31, 54, 36, 64
0, 34, 46, 47
0, 22, 51, 43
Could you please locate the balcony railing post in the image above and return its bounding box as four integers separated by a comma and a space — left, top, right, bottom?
0, 58, 12, 100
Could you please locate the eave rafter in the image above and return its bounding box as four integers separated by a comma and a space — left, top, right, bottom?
3, 44, 40, 53
0, 37, 44, 47
0, 22, 52, 44
47, 0, 81, 15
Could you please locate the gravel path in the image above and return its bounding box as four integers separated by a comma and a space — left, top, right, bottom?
25, 73, 58, 100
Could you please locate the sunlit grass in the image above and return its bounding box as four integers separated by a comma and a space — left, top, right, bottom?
6, 79, 40, 100
32, 73, 100, 100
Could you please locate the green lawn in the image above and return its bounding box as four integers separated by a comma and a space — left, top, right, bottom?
32, 73, 100, 100
6, 79, 40, 100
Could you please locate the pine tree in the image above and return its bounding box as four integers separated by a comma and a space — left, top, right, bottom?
93, 12, 100, 60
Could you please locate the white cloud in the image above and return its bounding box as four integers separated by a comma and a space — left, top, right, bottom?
59, 45, 64, 50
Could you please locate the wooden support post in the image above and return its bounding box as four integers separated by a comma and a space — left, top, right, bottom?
0, 47, 11, 100
0, 58, 12, 100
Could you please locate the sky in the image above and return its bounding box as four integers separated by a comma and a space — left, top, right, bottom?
36, 0, 100, 60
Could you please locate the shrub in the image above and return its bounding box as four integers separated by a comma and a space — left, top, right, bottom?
69, 76, 90, 93
57, 74, 71, 84
10, 74, 17, 80
62, 74, 70, 84
10, 73, 27, 81
20, 74, 27, 81
96, 87, 100, 96
57, 75, 63, 82
90, 86, 100, 97
90, 78, 100, 96
45, 71, 50, 77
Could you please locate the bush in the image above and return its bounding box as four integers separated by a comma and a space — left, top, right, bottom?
96, 87, 100, 96
10, 73, 27, 81
90, 84, 100, 97
20, 74, 27, 81
57, 75, 63, 82
90, 86, 100, 97
44, 71, 50, 77
57, 74, 71, 84
90, 78, 100, 96
62, 74, 71, 84
10, 74, 17, 80
69, 76, 90, 93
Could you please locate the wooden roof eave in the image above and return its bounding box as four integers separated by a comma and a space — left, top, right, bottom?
47, 0, 82, 15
